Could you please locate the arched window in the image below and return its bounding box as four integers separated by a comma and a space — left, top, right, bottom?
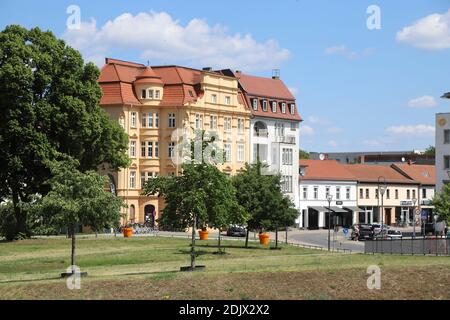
254, 121, 268, 137
129, 205, 135, 224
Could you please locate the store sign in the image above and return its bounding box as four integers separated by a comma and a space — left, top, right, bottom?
400, 200, 413, 206
421, 200, 432, 206
336, 201, 343, 205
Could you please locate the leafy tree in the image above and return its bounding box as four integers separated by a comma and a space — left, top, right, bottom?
0, 25, 129, 239
35, 159, 125, 274
299, 149, 310, 159
424, 145, 435, 157
432, 184, 450, 224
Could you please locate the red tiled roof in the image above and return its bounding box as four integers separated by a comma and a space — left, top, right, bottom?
342, 164, 417, 184
299, 160, 356, 181
391, 163, 435, 185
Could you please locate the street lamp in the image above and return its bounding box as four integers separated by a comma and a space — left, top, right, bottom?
378, 176, 387, 234
412, 198, 417, 238
327, 193, 333, 251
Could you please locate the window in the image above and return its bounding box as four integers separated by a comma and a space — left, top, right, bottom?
148, 89, 154, 99
290, 122, 297, 131
359, 188, 364, 199
195, 114, 203, 129
252, 99, 258, 110
445, 130, 450, 144
141, 113, 147, 128
129, 205, 135, 223
281, 103, 286, 114
130, 141, 136, 158
289, 104, 295, 115
225, 96, 231, 105
262, 100, 268, 111
130, 112, 137, 128
129, 171, 136, 189
422, 188, 427, 198
326, 187, 330, 198
141, 141, 146, 157
188, 90, 194, 97
211, 94, 217, 103
282, 176, 293, 193
155, 113, 159, 128
303, 187, 308, 199
313, 187, 318, 199
365, 189, 369, 199
147, 141, 153, 158
237, 144, 244, 162
155, 90, 160, 99
224, 143, 231, 162
407, 189, 410, 199
168, 113, 176, 128
168, 142, 175, 158
141, 90, 146, 99
346, 187, 350, 200
275, 122, 285, 136
336, 187, 341, 200
445, 156, 450, 169
210, 115, 217, 130
386, 189, 390, 199
282, 148, 293, 165
395, 189, 399, 199
147, 113, 154, 128
412, 189, 416, 199
224, 117, 232, 132
141, 172, 146, 189
272, 101, 277, 113
237, 118, 244, 134
154, 142, 159, 157
375, 188, 379, 199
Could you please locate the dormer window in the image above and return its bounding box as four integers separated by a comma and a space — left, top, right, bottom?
155, 90, 160, 99
272, 101, 277, 113
148, 89, 154, 99
252, 99, 258, 110
281, 103, 286, 114
188, 90, 194, 97
141, 90, 146, 99
289, 104, 295, 115
262, 100, 268, 111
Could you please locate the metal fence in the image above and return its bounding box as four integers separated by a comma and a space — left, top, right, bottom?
365, 237, 450, 256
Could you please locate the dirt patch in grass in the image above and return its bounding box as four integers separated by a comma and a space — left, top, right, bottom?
1, 265, 448, 300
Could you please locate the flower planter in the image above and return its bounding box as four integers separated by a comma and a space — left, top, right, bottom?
198, 230, 209, 240
259, 233, 270, 245
123, 227, 133, 238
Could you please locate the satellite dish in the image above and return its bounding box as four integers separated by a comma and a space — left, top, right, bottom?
319, 153, 325, 161
401, 157, 406, 162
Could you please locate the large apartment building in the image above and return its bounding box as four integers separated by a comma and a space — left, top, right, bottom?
98, 58, 301, 225
98, 58, 252, 225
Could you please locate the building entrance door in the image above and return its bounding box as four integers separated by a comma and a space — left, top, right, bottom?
144, 205, 155, 227
385, 208, 392, 226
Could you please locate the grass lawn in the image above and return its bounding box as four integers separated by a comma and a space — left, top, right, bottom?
0, 235, 449, 300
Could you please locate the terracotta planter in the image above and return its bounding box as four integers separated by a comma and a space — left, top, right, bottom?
259, 233, 270, 245
123, 227, 133, 238
198, 230, 209, 240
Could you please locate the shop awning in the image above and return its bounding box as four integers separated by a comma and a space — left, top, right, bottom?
329, 206, 348, 213
344, 206, 364, 212
308, 206, 327, 212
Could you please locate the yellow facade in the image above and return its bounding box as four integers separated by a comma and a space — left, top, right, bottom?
101, 70, 251, 225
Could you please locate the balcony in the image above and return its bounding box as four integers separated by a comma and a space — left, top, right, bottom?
275, 135, 296, 144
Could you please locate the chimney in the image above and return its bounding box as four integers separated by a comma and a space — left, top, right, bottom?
202, 67, 212, 71
235, 70, 241, 74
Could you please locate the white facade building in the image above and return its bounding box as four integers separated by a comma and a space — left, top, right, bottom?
435, 113, 450, 192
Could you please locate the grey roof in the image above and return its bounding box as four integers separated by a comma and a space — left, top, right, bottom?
344, 206, 364, 212
329, 206, 348, 213
308, 206, 327, 212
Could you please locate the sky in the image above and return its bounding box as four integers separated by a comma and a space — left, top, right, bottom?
1, 0, 449, 153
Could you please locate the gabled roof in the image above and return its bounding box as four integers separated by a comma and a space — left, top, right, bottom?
299, 159, 356, 181
391, 163, 435, 185
342, 164, 418, 184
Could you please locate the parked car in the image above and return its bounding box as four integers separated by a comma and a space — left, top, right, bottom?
375, 229, 402, 239
351, 224, 375, 241
372, 223, 390, 235
226, 225, 247, 237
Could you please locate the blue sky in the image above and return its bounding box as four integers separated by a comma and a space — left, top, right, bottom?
1, 0, 449, 152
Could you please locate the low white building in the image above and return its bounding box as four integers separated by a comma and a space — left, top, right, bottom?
298, 160, 359, 229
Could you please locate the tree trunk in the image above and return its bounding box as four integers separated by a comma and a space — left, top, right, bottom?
245, 228, 249, 248
71, 224, 76, 274
275, 229, 278, 249
190, 216, 196, 269
218, 229, 222, 253
285, 226, 288, 244
11, 190, 27, 239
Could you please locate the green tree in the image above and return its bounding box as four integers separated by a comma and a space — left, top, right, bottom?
432, 184, 450, 224
424, 145, 435, 157
35, 159, 125, 275
0, 25, 129, 239
299, 149, 310, 159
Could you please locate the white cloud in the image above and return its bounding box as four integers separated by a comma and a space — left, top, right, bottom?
63, 12, 291, 71
407, 95, 437, 108
396, 9, 450, 50
324, 45, 374, 59
386, 124, 435, 136
299, 125, 314, 136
